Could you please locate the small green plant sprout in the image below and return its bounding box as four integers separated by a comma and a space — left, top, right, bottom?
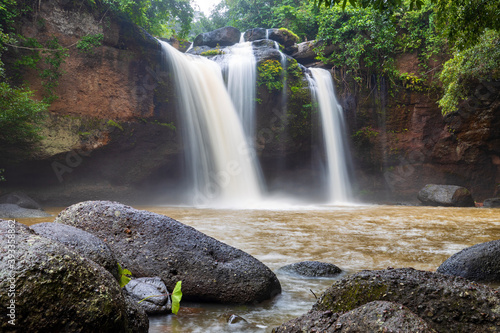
138, 280, 183, 315
117, 263, 132, 288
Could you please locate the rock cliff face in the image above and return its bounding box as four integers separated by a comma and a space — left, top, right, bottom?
3, 0, 184, 204
3, 3, 498, 204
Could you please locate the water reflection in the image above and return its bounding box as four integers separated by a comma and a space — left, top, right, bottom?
17, 205, 500, 332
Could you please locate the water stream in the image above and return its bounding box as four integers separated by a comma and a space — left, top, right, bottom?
160, 41, 263, 206
20, 205, 500, 333
308, 69, 352, 203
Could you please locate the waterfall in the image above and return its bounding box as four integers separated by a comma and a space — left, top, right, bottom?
308, 68, 352, 203
226, 34, 257, 139
159, 40, 263, 206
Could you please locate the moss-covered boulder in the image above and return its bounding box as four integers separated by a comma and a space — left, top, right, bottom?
54, 201, 281, 304
0, 220, 148, 332
273, 301, 434, 333
311, 268, 500, 332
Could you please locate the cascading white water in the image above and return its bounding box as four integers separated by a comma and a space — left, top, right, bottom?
159, 40, 263, 206
308, 68, 352, 203
226, 34, 257, 139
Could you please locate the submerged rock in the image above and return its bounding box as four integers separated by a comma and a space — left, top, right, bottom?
417, 184, 475, 207
308, 268, 500, 332
31, 222, 119, 280
0, 203, 51, 218
273, 301, 434, 333
278, 261, 342, 277
0, 220, 147, 332
55, 201, 281, 304
437, 239, 500, 283
125, 277, 171, 314
193, 26, 241, 48
483, 198, 500, 208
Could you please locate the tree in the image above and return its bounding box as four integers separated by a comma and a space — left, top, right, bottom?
313, 0, 500, 51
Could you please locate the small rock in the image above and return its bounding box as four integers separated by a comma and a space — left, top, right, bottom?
0, 191, 42, 209
0, 203, 51, 218
125, 277, 171, 314
483, 198, 500, 208
278, 261, 342, 278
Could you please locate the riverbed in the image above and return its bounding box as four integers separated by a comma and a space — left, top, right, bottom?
19, 204, 500, 333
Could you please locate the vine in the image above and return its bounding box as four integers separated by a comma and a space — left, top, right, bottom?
257, 60, 284, 93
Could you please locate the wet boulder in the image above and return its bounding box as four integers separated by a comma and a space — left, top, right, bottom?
437, 239, 500, 283
0, 191, 42, 209
309, 268, 500, 332
483, 198, 500, 208
0, 203, 51, 218
273, 301, 434, 333
292, 40, 336, 65
243, 28, 268, 42
417, 184, 475, 207
54, 201, 281, 304
31, 222, 119, 280
193, 26, 241, 48
278, 261, 342, 277
0, 220, 147, 333
125, 277, 171, 314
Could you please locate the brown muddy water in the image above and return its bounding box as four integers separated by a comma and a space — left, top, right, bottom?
19, 205, 500, 333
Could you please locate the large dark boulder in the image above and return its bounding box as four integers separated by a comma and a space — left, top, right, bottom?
437, 239, 500, 283
309, 268, 500, 332
417, 184, 475, 207
243, 28, 268, 42
278, 261, 342, 278
273, 301, 434, 333
0, 191, 41, 209
291, 40, 336, 65
483, 198, 500, 208
54, 201, 281, 304
31, 222, 119, 280
0, 220, 147, 332
193, 26, 241, 48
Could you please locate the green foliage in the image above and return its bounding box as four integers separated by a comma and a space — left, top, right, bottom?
200, 45, 225, 56
270, 1, 321, 41
316, 6, 397, 83
107, 119, 124, 131
0, 82, 48, 163
76, 34, 104, 54
257, 60, 284, 93
171, 280, 182, 315
94, 0, 194, 37
117, 263, 132, 287
399, 72, 424, 91
434, 0, 500, 50
278, 27, 300, 44
352, 126, 379, 145
14, 36, 70, 103
438, 30, 500, 115
314, 0, 424, 13
137, 280, 182, 315
0, 169, 5, 182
